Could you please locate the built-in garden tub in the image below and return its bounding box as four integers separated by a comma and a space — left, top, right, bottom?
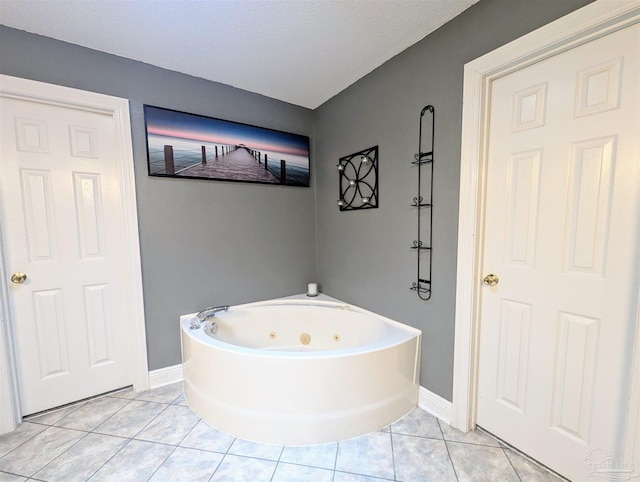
180, 295, 421, 445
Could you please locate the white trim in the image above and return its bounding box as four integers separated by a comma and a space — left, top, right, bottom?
624, 294, 640, 467
453, 0, 640, 438
110, 93, 150, 394
148, 364, 183, 389
0, 75, 149, 434
418, 386, 453, 425
0, 233, 21, 434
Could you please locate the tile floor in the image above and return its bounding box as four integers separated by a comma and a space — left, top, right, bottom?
0, 383, 564, 482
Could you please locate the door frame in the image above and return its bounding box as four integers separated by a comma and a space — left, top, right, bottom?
452, 0, 640, 455
0, 75, 149, 434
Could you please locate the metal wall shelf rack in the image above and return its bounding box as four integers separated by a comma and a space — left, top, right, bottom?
410, 105, 434, 300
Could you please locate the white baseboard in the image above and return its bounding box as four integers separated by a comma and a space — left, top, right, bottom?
418, 385, 453, 425
148, 364, 183, 389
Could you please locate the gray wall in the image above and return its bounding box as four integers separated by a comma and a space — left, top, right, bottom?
314, 0, 594, 401
0, 0, 593, 394
0, 26, 317, 370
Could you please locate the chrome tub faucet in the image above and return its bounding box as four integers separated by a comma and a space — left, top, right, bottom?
190, 305, 229, 330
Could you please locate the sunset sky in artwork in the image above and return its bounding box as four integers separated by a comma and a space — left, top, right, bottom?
144, 106, 309, 157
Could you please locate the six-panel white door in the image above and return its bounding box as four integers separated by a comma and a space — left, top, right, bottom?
477, 23, 639, 480
0, 94, 134, 414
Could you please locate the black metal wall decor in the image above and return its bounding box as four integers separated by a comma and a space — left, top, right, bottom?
411, 105, 434, 300
337, 146, 379, 211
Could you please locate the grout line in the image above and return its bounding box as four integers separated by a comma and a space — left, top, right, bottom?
88, 397, 135, 435
177, 416, 201, 449
84, 434, 195, 480
206, 451, 224, 482
4, 471, 32, 481
0, 424, 47, 462
438, 418, 460, 482
146, 444, 178, 482
92, 399, 168, 439
389, 430, 397, 482
209, 451, 229, 480
332, 469, 395, 481
207, 429, 238, 480
478, 425, 569, 481
497, 438, 571, 482
388, 431, 446, 442
441, 438, 504, 449
129, 401, 172, 441
85, 436, 132, 480
271, 459, 335, 471
24, 429, 91, 481
501, 444, 524, 482
272, 444, 285, 480
331, 440, 340, 482
221, 450, 284, 464
268, 448, 280, 482
176, 420, 236, 481
173, 413, 201, 448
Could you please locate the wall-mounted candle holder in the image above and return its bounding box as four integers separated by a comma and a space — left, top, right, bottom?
337, 146, 378, 211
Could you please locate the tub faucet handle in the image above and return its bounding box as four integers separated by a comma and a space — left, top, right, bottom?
191, 305, 230, 329
197, 305, 229, 320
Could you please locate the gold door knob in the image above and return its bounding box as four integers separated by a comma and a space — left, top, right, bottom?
11, 272, 27, 284
483, 273, 499, 286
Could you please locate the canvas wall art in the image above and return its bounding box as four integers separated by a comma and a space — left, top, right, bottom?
144, 105, 310, 187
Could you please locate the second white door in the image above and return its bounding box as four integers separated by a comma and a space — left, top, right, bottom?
477, 23, 639, 480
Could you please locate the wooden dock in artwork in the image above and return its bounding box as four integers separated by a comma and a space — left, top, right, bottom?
163, 145, 286, 184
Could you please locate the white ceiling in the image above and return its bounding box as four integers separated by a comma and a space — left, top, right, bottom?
0, 0, 479, 109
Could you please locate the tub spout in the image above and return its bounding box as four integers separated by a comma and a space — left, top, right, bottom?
198, 305, 229, 321
190, 305, 229, 329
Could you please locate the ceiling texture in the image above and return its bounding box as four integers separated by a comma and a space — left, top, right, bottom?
0, 0, 479, 109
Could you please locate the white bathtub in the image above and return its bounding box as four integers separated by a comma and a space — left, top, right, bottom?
180, 295, 421, 445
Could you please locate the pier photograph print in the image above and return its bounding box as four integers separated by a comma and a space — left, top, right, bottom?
144, 105, 310, 186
